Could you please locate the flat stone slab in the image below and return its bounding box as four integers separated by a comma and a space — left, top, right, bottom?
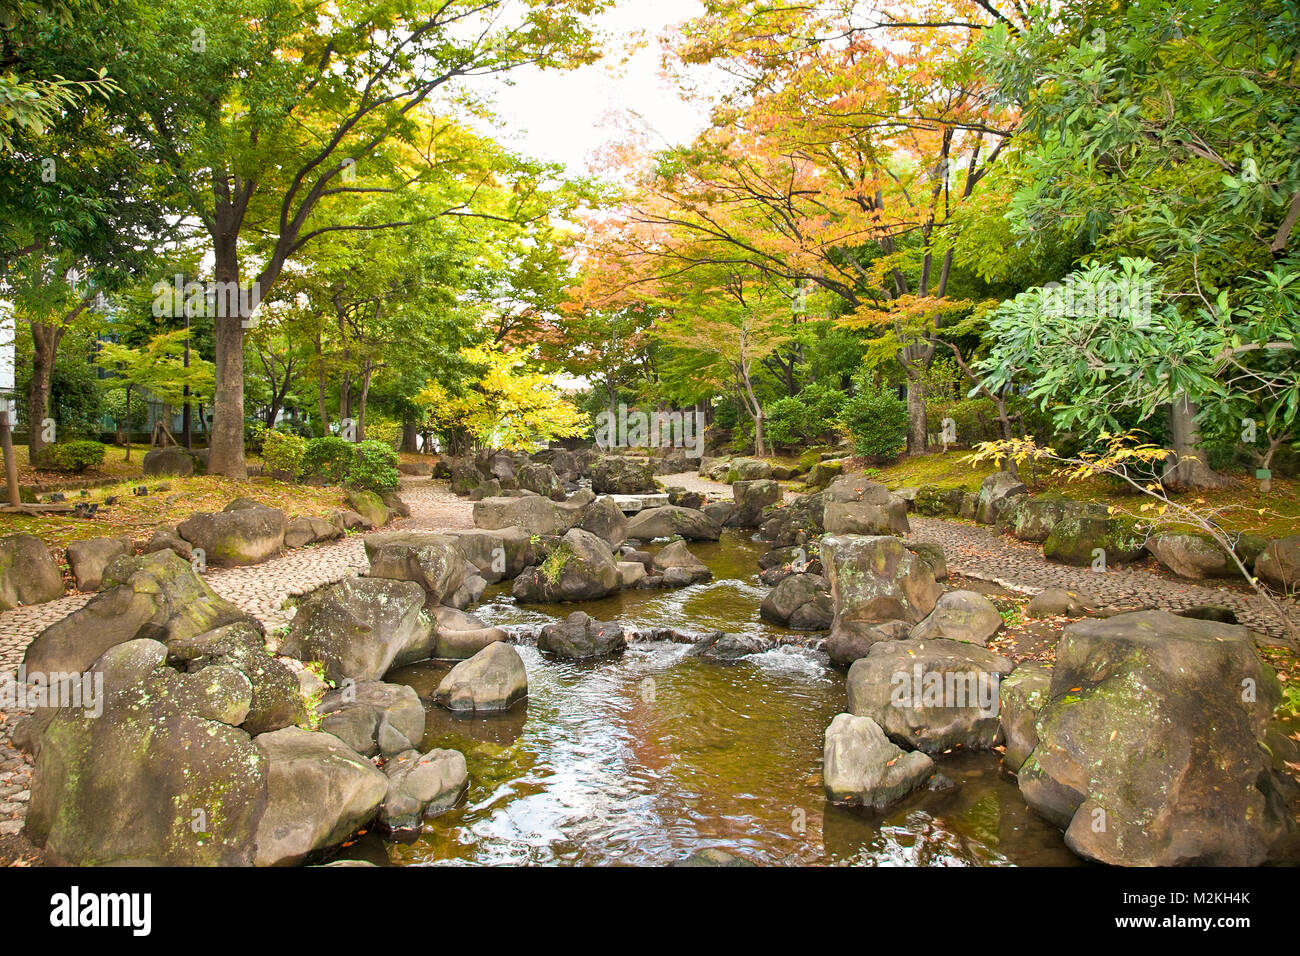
611, 493, 670, 513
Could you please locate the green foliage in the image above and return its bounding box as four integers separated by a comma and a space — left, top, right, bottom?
346, 440, 399, 493
261, 430, 308, 479
302, 436, 355, 485
44, 438, 105, 473
364, 418, 402, 450
927, 397, 1003, 447
100, 387, 146, 433
841, 382, 908, 461
764, 381, 845, 447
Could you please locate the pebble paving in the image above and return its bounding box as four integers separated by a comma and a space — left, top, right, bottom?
0, 474, 1294, 848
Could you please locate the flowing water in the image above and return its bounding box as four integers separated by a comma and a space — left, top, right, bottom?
357, 532, 1079, 867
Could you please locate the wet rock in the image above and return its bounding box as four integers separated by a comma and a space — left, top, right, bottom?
675, 847, 755, 867
177, 502, 286, 567
579, 494, 629, 548
538, 611, 627, 659
998, 662, 1053, 773
910, 590, 1002, 646
625, 505, 721, 541
280, 577, 433, 683
760, 573, 832, 630
0, 532, 64, 610
617, 560, 647, 587
512, 528, 622, 602
727, 479, 781, 528
23, 550, 253, 676
823, 712, 934, 808
651, 539, 711, 584
64, 536, 131, 591
820, 534, 940, 645
317, 680, 426, 758
379, 748, 468, 831
253, 727, 387, 867
435, 642, 528, 713
1018, 610, 1295, 866
847, 638, 1014, 753
685, 631, 764, 662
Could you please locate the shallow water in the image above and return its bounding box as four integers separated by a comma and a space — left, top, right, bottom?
364, 532, 1079, 867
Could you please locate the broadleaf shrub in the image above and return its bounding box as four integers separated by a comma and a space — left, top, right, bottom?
840, 384, 908, 461
261, 430, 308, 480
45, 439, 106, 473
302, 436, 355, 485
346, 439, 399, 493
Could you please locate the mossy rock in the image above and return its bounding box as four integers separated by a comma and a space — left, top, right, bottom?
1042, 514, 1148, 567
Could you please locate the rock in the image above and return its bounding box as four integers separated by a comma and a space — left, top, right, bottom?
822, 478, 909, 536
284, 516, 341, 549
590, 455, 657, 495
397, 460, 433, 476
141, 446, 197, 477
913, 485, 966, 517
666, 486, 704, 509
617, 561, 647, 588
331, 508, 371, 531
651, 539, 711, 584
579, 495, 629, 548
1148, 532, 1239, 579
379, 748, 468, 831
700, 500, 734, 527
998, 662, 1053, 773
344, 489, 391, 528
824, 625, 906, 669
434, 625, 507, 660
253, 727, 388, 867
1255, 535, 1300, 591
26, 639, 266, 866
142, 527, 192, 560
726, 457, 772, 481
468, 478, 501, 501
435, 642, 528, 713
512, 528, 622, 602
1010, 493, 1083, 543
759, 573, 832, 630
685, 631, 764, 662
365, 533, 466, 606
1177, 604, 1238, 624
975, 471, 1027, 525
448, 459, 486, 496
1043, 515, 1148, 567
904, 541, 948, 581
727, 478, 782, 528
538, 611, 628, 659
473, 495, 562, 535
0, 533, 64, 610
168, 621, 307, 735
910, 590, 1002, 646
820, 534, 940, 646
823, 712, 934, 808
758, 491, 825, 548
625, 505, 721, 541
280, 577, 433, 683
516, 461, 565, 500
1025, 587, 1098, 619
805, 459, 844, 489
675, 848, 755, 867
23, 550, 254, 677
847, 638, 1014, 753
177, 503, 286, 567
1018, 610, 1295, 866
958, 492, 978, 520
317, 680, 426, 758
64, 536, 131, 591
380, 491, 410, 519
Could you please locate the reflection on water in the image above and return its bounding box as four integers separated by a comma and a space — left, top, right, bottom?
364, 532, 1078, 867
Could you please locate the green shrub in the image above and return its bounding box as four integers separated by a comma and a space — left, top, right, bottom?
927, 396, 1004, 447
346, 439, 399, 493
262, 430, 308, 480
840, 384, 908, 461
765, 382, 844, 447
45, 439, 106, 473
244, 419, 268, 455
101, 388, 147, 434
302, 436, 356, 485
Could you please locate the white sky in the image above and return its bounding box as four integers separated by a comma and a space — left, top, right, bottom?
472, 0, 724, 176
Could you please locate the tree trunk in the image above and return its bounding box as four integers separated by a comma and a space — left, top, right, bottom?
26, 322, 62, 466
1163, 396, 1228, 491
905, 370, 927, 456
357, 364, 371, 442
209, 241, 248, 477
401, 421, 419, 453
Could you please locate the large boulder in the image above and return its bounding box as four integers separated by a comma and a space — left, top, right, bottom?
1043, 515, 1148, 567
284, 515, 342, 549
912, 485, 966, 517
1009, 493, 1083, 543
26, 639, 267, 866
511, 527, 622, 602
23, 550, 254, 677
759, 491, 825, 548
435, 642, 528, 713
473, 495, 562, 535
822, 476, 909, 536
279, 577, 433, 683
0, 532, 64, 609
449, 459, 485, 496
726, 457, 772, 481
317, 680, 426, 758
168, 621, 307, 735
847, 638, 1014, 753
998, 662, 1053, 773
364, 533, 466, 606
515, 461, 565, 500
538, 611, 628, 660
142, 445, 197, 476
177, 502, 286, 567
1018, 610, 1295, 866
823, 712, 934, 808
820, 534, 941, 646
1255, 535, 1300, 592
1025, 587, 1098, 619
253, 726, 388, 867
579, 495, 629, 548
909, 590, 1003, 646
727, 478, 782, 528
625, 505, 721, 542
805, 459, 844, 489
379, 748, 468, 832
344, 489, 392, 529
590, 455, 657, 495
1147, 532, 1238, 580
64, 536, 132, 592
975, 471, 1027, 525
651, 539, 711, 584
759, 573, 833, 630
